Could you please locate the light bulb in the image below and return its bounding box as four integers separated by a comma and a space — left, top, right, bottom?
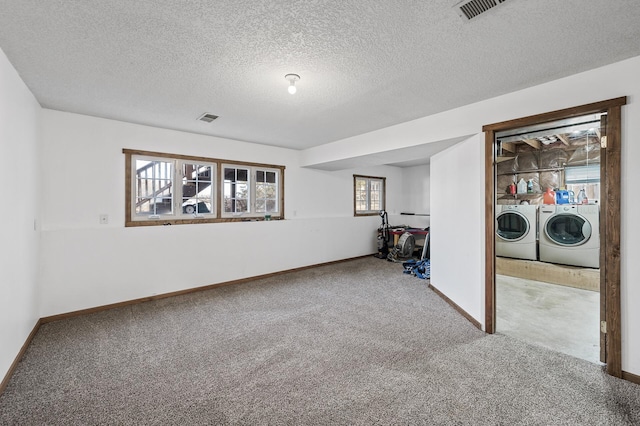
285, 74, 300, 95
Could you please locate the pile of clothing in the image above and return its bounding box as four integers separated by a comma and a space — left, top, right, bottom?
402, 258, 430, 280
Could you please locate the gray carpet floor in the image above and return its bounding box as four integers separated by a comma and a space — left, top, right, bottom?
1, 257, 638, 425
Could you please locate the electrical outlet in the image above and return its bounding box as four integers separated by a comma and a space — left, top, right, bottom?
99, 214, 108, 225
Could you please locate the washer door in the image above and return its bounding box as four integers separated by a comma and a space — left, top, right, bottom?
544, 213, 591, 246
496, 211, 530, 242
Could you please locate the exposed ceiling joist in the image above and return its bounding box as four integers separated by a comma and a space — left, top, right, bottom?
500, 141, 517, 153
524, 139, 541, 150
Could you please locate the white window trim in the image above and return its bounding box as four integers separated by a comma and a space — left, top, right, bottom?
565, 164, 601, 184
221, 164, 281, 218
178, 160, 217, 219
131, 154, 217, 222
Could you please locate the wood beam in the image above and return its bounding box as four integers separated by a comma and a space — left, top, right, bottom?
496, 155, 516, 163
484, 130, 496, 334
500, 141, 516, 153
523, 138, 541, 149
604, 105, 622, 378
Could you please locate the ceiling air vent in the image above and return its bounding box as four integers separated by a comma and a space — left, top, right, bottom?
197, 113, 219, 123
455, 0, 508, 20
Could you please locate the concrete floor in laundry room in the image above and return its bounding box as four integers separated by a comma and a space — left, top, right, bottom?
496, 274, 601, 364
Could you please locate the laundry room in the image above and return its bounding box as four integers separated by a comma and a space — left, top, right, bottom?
493, 113, 604, 364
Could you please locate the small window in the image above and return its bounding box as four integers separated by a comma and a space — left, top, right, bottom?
354, 175, 386, 216
221, 164, 281, 218
565, 164, 600, 203
134, 157, 175, 217
565, 164, 600, 184
223, 166, 250, 215
181, 162, 215, 216
255, 169, 279, 214
131, 154, 216, 222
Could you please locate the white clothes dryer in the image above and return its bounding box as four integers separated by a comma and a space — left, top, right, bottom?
539, 204, 600, 268
495, 204, 538, 261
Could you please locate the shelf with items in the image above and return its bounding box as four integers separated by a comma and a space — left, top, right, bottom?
497, 193, 544, 203
497, 164, 567, 199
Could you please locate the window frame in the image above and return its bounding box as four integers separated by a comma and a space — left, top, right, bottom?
130, 154, 177, 219
221, 163, 282, 218
564, 164, 601, 184
222, 163, 251, 218
129, 154, 217, 222
565, 164, 601, 204
178, 160, 217, 218
124, 149, 285, 227
353, 175, 386, 216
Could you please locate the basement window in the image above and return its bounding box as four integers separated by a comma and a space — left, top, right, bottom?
354, 175, 386, 216
221, 164, 281, 218
565, 164, 601, 203
130, 154, 216, 221
123, 149, 284, 226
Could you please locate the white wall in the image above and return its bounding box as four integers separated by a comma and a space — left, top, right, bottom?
0, 49, 41, 381
38, 110, 404, 317
430, 135, 485, 323
310, 55, 640, 376
399, 164, 430, 229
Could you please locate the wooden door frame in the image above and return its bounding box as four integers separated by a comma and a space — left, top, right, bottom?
482, 97, 626, 378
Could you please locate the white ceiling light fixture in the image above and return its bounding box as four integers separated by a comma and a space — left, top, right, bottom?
285, 74, 300, 94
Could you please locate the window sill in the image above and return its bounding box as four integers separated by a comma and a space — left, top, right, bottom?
125, 216, 284, 227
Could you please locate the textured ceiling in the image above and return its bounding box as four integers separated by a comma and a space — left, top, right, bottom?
1, 0, 640, 150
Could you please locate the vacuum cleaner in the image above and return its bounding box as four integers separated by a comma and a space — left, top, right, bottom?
374, 210, 390, 259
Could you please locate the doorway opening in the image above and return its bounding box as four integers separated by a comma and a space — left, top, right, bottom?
493, 113, 603, 364
483, 97, 626, 378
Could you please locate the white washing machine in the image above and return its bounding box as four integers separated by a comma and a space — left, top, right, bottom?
495, 204, 538, 261
539, 204, 600, 268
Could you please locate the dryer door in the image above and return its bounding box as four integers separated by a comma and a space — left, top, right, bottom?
496, 211, 530, 242
544, 213, 592, 246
